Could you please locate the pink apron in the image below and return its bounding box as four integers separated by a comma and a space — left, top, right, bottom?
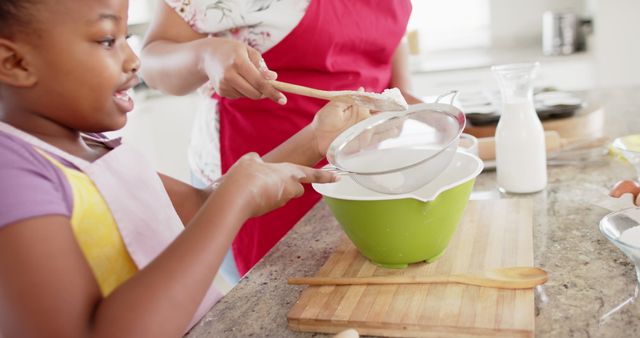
0, 122, 221, 331
218, 0, 412, 274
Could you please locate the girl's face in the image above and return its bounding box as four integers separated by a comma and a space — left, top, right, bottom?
21, 0, 139, 133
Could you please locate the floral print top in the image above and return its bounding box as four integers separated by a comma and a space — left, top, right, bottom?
164, 0, 310, 53
164, 0, 310, 184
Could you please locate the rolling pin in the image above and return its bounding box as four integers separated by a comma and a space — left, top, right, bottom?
477, 131, 609, 161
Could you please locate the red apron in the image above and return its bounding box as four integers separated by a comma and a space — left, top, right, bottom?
218, 0, 412, 275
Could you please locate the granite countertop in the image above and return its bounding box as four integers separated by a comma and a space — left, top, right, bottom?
186, 86, 640, 338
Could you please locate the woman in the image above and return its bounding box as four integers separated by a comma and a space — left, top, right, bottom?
141, 0, 417, 281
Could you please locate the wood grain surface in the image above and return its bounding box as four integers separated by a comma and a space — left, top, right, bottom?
288, 199, 535, 338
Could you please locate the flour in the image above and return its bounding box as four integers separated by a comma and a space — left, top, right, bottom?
350, 87, 409, 111
370, 88, 409, 110
620, 225, 640, 247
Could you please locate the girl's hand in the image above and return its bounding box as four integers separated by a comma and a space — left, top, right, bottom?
202, 38, 286, 104
311, 101, 372, 156
220, 153, 338, 217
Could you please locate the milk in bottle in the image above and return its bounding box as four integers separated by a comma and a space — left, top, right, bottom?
491, 63, 547, 193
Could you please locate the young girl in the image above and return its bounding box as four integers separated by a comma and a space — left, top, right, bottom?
0, 0, 369, 337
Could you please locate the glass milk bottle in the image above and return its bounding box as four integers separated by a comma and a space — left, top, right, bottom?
491, 62, 547, 193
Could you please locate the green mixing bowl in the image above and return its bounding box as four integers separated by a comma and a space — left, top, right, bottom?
313, 151, 483, 268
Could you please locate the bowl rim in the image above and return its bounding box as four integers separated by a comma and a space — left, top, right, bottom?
599, 207, 640, 251
313, 150, 483, 202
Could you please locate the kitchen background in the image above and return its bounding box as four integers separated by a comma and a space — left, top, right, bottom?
121, 0, 640, 184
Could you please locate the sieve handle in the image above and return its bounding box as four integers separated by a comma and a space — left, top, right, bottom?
321, 165, 355, 175
435, 90, 459, 104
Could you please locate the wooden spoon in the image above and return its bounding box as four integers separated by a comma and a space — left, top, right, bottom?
271, 80, 408, 111
288, 266, 548, 289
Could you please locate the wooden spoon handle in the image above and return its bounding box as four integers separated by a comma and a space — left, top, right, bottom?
559, 135, 610, 151
271, 80, 334, 100
288, 275, 543, 289
289, 275, 449, 286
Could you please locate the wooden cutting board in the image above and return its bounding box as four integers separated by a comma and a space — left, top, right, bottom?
288, 199, 535, 338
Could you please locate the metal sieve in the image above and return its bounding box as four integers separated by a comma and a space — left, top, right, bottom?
325, 91, 465, 194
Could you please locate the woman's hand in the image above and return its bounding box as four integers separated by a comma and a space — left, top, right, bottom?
202, 38, 286, 104
219, 153, 337, 217
311, 101, 372, 156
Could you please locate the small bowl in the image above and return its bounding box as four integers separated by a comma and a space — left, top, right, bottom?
313, 151, 483, 268
600, 207, 640, 284
459, 133, 478, 156
599, 208, 640, 322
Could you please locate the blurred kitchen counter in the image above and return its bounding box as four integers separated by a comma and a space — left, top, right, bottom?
409, 46, 595, 98
411, 46, 593, 75
186, 85, 640, 337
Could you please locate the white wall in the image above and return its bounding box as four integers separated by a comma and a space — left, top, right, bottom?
590, 0, 640, 87
128, 0, 153, 25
